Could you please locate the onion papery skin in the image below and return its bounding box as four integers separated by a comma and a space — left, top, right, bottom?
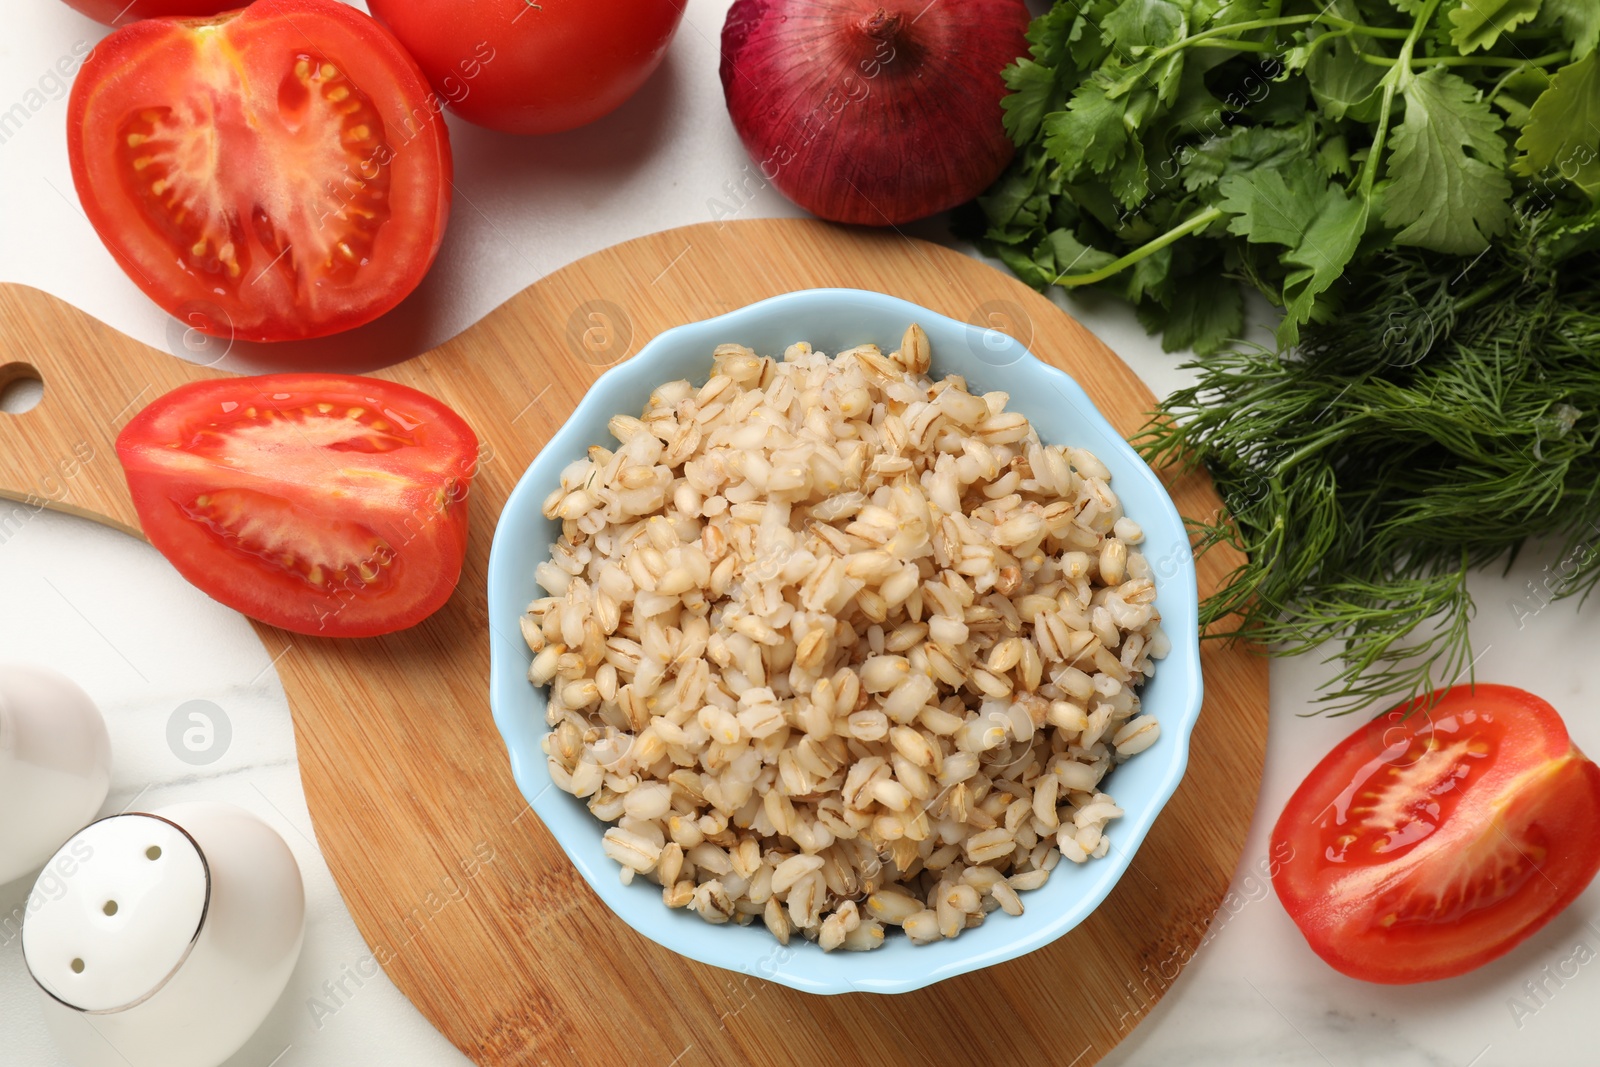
720, 0, 1030, 227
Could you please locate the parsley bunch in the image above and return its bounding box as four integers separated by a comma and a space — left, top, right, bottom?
978, 0, 1600, 354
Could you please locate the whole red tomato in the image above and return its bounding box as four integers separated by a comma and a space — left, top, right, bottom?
58, 0, 238, 25
366, 0, 686, 135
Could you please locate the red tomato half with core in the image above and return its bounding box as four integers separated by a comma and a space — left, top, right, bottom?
117, 375, 480, 637
58, 1, 237, 26
366, 0, 686, 135
1272, 685, 1600, 984
68, 0, 452, 342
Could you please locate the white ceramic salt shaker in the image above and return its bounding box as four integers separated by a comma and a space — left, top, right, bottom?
22, 801, 306, 1067
0, 664, 112, 885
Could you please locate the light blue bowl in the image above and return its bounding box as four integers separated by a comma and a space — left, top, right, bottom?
486, 288, 1201, 995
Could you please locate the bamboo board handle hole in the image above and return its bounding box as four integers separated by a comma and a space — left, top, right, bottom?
0, 362, 44, 414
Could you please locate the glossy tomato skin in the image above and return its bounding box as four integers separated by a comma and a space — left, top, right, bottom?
367, 0, 686, 135
1272, 685, 1600, 984
68, 0, 452, 342
117, 375, 480, 638
59, 1, 238, 25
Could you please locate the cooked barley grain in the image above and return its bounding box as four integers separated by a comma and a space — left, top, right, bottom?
525, 328, 1167, 950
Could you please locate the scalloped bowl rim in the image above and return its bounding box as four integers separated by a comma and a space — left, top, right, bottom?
486, 288, 1202, 995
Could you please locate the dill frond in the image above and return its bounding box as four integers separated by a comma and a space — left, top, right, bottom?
1137, 220, 1600, 712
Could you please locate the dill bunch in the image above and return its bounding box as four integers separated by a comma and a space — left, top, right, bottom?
1137, 212, 1600, 711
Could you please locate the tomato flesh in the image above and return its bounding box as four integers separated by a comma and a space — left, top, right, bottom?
183, 489, 400, 594
118, 56, 394, 290
117, 375, 479, 637
1272, 685, 1600, 983
69, 0, 451, 341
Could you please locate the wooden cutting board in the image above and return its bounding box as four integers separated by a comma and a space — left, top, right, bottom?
0, 219, 1267, 1067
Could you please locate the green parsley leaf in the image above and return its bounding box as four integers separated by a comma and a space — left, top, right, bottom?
1045, 228, 1119, 280
1124, 245, 1174, 304
1065, 179, 1133, 233
1110, 136, 1151, 208
1216, 161, 1366, 344
1279, 193, 1366, 344
1209, 0, 1274, 26
1101, 0, 1189, 55
1513, 52, 1600, 200
1156, 60, 1227, 138
1490, 67, 1554, 129
1319, 134, 1355, 179
1382, 69, 1513, 254
1043, 83, 1130, 177
1024, 2, 1076, 68
1182, 135, 1233, 190
992, 242, 1054, 290
1545, 0, 1599, 60
1107, 52, 1189, 107
1184, 123, 1321, 191
1001, 59, 1061, 144
1219, 163, 1331, 247
1068, 4, 1119, 71
1448, 0, 1545, 54
978, 159, 1046, 235
1305, 32, 1388, 121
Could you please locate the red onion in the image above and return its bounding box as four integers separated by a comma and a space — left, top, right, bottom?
720, 0, 1030, 227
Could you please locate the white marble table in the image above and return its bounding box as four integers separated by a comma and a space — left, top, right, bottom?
3, 3, 1598, 1065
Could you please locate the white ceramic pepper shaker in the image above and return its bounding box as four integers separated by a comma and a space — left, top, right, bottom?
22, 801, 306, 1067
0, 664, 112, 885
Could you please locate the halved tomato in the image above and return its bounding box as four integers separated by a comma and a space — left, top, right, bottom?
68, 0, 451, 342
1272, 685, 1600, 984
116, 375, 479, 637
